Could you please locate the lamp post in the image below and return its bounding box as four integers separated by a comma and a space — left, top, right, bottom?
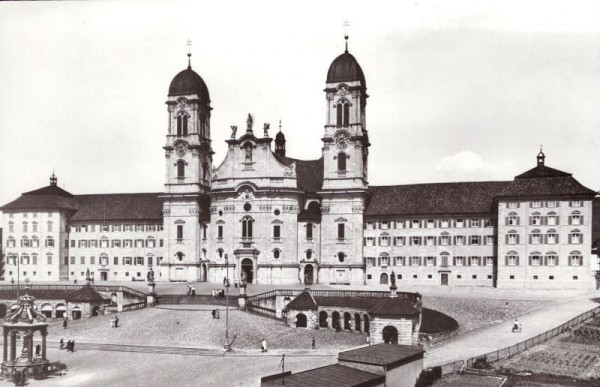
224, 253, 230, 351
16, 255, 20, 299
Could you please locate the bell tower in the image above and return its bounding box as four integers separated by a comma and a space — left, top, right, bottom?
161, 45, 213, 282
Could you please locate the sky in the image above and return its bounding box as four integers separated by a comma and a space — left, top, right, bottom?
1, 1, 600, 220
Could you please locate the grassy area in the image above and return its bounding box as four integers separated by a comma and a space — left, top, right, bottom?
494, 314, 600, 382
421, 308, 459, 335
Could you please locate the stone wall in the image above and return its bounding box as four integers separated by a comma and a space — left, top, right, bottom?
286, 309, 318, 330
371, 316, 418, 346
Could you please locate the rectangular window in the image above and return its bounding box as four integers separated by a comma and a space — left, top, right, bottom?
411, 219, 420, 228
124, 257, 132, 265
531, 201, 542, 208
124, 239, 132, 248
380, 256, 389, 267
394, 236, 405, 246
455, 219, 464, 228
124, 224, 132, 232
90, 256, 96, 265
365, 257, 376, 266
469, 256, 480, 266
113, 224, 122, 232
470, 235, 481, 245
100, 224, 109, 232
136, 225, 144, 232
100, 239, 109, 248
507, 255, 518, 266
547, 233, 557, 244
426, 256, 435, 266
485, 235, 494, 245
484, 219, 494, 227
47, 255, 52, 265
425, 236, 436, 246
148, 224, 156, 232
569, 215, 582, 225
90, 240, 98, 248
471, 219, 480, 227
546, 255, 557, 266
411, 236, 422, 245
380, 221, 389, 230
394, 256, 405, 266
530, 255, 541, 266
570, 201, 583, 207
454, 236, 465, 246
176, 225, 183, 241
380, 236, 390, 246
217, 225, 223, 239
531, 216, 541, 226
273, 225, 281, 239
81, 225, 88, 232
530, 233, 541, 244
365, 221, 374, 230
455, 256, 465, 266
426, 220, 435, 229
46, 238, 55, 247
440, 235, 450, 246
547, 215, 558, 226
135, 256, 144, 265
440, 219, 450, 228
570, 255, 582, 266
337, 223, 345, 240
411, 256, 420, 266
507, 202, 519, 209
507, 216, 519, 226
365, 237, 375, 247
112, 240, 122, 248
485, 256, 494, 266
570, 233, 582, 244
508, 234, 518, 245
547, 201, 558, 208
114, 256, 119, 265
135, 239, 144, 248
396, 220, 405, 229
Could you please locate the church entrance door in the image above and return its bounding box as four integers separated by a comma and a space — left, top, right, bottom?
241, 259, 253, 284
304, 265, 314, 285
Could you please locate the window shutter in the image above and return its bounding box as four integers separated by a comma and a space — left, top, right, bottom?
453, 257, 457, 266
433, 238, 437, 246
408, 258, 412, 266
377, 237, 381, 246
542, 216, 547, 225
363, 238, 366, 246
434, 257, 437, 266
568, 216, 572, 225
409, 237, 412, 246
516, 235, 520, 244
467, 257, 471, 266
392, 237, 396, 246
505, 234, 509, 244
33, 256, 37, 265
581, 215, 584, 225
528, 216, 533, 225
516, 217, 520, 226
544, 235, 548, 244
568, 235, 572, 244
528, 235, 532, 244
579, 257, 584, 266
505, 217, 509, 226
556, 234, 559, 243
516, 256, 520, 266
543, 256, 547, 266
556, 216, 560, 225
568, 256, 571, 266
505, 256, 508, 266
419, 257, 423, 266
528, 256, 532, 266
377, 257, 381, 266
438, 236, 442, 245
556, 256, 559, 265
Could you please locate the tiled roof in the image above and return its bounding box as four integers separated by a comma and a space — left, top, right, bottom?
285, 290, 317, 310
0, 184, 78, 212
593, 199, 600, 247
274, 154, 324, 192
496, 176, 597, 198
338, 343, 424, 366
286, 294, 420, 316
365, 181, 509, 217
64, 285, 107, 302
0, 290, 72, 301
70, 193, 163, 221
261, 364, 383, 387
515, 164, 572, 179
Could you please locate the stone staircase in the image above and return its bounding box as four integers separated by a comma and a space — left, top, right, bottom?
157, 294, 237, 306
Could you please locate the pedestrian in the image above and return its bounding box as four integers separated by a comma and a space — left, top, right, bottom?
35, 344, 41, 357
215, 309, 220, 319
261, 339, 267, 353
59, 339, 64, 350
63, 317, 68, 329
110, 316, 114, 328
191, 286, 196, 296
223, 277, 226, 286
115, 315, 119, 328
211, 289, 215, 298
70, 340, 75, 352
234, 279, 238, 288
512, 319, 519, 333
367, 334, 371, 346
187, 284, 191, 295
211, 309, 216, 319
66, 340, 71, 352
311, 336, 316, 350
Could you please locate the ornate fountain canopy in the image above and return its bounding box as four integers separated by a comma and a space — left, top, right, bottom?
4, 289, 47, 325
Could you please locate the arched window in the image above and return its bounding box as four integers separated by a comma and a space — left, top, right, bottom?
306, 250, 313, 260
177, 114, 189, 136
182, 115, 188, 136
273, 249, 281, 259
217, 249, 224, 259
176, 252, 184, 261
338, 252, 345, 263
202, 162, 209, 182
177, 160, 185, 180
241, 217, 254, 239
337, 153, 347, 172
336, 100, 350, 126
177, 116, 182, 136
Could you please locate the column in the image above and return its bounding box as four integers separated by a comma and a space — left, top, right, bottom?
26, 332, 32, 363
10, 332, 16, 362
41, 330, 47, 361
253, 258, 258, 284
3, 329, 7, 362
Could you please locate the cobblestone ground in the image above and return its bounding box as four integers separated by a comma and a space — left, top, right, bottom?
46, 307, 367, 350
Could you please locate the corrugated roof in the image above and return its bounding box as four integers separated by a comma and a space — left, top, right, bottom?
338, 343, 424, 366
366, 181, 508, 217
70, 193, 163, 221
262, 364, 383, 387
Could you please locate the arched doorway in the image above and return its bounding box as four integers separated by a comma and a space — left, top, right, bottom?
304, 264, 314, 285
332, 312, 341, 331
0, 304, 6, 318
40, 303, 53, 318
344, 312, 352, 330
110, 293, 118, 305
380, 273, 389, 285
354, 313, 361, 332
71, 306, 82, 320
55, 304, 66, 319
241, 258, 253, 284
364, 314, 370, 333
92, 306, 100, 317
296, 313, 307, 328
319, 311, 328, 328
383, 325, 399, 344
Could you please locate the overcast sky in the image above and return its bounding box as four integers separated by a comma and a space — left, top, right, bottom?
1, 1, 600, 219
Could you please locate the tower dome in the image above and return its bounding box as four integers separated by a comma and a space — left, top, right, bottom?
168, 55, 210, 104
326, 50, 366, 87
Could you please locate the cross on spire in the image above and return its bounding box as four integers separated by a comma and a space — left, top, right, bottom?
343, 20, 350, 52
186, 39, 192, 69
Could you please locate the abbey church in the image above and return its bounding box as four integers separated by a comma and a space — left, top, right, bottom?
2, 38, 599, 289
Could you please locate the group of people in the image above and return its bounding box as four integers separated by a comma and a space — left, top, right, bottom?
211, 309, 220, 319
110, 315, 120, 328
186, 284, 196, 296
60, 339, 76, 352
212, 289, 225, 298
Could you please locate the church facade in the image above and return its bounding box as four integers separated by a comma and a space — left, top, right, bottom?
1, 40, 598, 289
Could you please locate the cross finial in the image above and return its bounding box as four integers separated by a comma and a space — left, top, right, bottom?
343, 20, 350, 52
279, 119, 282, 132
186, 39, 192, 69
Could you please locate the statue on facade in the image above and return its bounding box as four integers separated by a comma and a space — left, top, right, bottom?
263, 123, 269, 137
246, 113, 253, 133
147, 267, 155, 283
230, 125, 237, 139
390, 271, 396, 287
244, 143, 253, 161
240, 271, 247, 287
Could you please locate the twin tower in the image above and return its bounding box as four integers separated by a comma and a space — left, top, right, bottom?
160, 40, 371, 284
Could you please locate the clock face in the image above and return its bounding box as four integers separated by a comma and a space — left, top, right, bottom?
174, 141, 188, 157
335, 132, 350, 149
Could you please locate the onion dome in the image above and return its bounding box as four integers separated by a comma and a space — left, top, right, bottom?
326, 47, 366, 87
168, 53, 210, 103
